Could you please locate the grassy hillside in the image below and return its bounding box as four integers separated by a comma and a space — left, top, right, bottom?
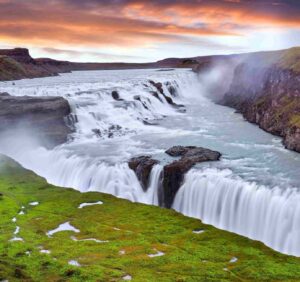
277, 47, 300, 73
0, 155, 300, 281
0, 56, 27, 81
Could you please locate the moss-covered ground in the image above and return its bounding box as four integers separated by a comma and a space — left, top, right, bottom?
0, 155, 300, 281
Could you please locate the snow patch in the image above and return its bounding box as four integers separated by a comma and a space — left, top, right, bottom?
78, 201, 103, 209
40, 250, 51, 254
230, 257, 238, 263
123, 275, 132, 280
14, 226, 20, 235
10, 237, 24, 242
148, 249, 165, 258
47, 222, 80, 237
29, 201, 39, 206
71, 236, 108, 243
193, 229, 205, 234
68, 260, 81, 267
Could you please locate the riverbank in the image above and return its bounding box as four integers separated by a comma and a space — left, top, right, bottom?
1, 154, 300, 281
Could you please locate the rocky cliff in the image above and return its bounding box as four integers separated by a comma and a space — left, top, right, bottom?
0, 93, 74, 148
220, 48, 300, 152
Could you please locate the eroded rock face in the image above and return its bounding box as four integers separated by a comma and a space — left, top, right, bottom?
0, 93, 74, 148
221, 62, 300, 153
128, 156, 159, 191
129, 146, 221, 208
163, 146, 221, 208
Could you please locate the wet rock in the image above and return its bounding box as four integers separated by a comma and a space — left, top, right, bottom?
150, 91, 162, 102
128, 156, 159, 191
92, 128, 102, 137
166, 146, 221, 161
111, 91, 123, 101
163, 95, 174, 105
0, 93, 74, 148
143, 119, 159, 126
162, 146, 221, 208
149, 80, 164, 94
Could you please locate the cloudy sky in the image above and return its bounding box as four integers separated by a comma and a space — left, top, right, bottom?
1, 0, 300, 62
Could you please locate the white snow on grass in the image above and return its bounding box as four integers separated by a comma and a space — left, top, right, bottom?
230, 257, 238, 263
68, 260, 81, 267
123, 275, 132, 280
46, 222, 80, 237
14, 226, 20, 235
147, 249, 165, 258
29, 201, 39, 206
71, 236, 108, 243
18, 210, 25, 215
12, 217, 17, 223
193, 229, 205, 234
119, 250, 126, 255
78, 201, 103, 209
40, 250, 51, 254
10, 237, 24, 242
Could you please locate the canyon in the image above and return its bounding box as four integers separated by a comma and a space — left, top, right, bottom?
1, 47, 300, 260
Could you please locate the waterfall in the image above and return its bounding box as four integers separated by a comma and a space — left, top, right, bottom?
173, 168, 300, 256
2, 69, 300, 257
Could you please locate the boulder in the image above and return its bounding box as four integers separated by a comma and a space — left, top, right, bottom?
0, 93, 74, 148
129, 146, 221, 208
162, 146, 221, 208
128, 156, 159, 191
111, 91, 123, 101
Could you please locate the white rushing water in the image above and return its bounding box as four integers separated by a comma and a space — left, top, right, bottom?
1, 68, 300, 256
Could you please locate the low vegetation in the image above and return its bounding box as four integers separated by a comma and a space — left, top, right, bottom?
0, 56, 27, 81
0, 155, 300, 281
277, 47, 300, 73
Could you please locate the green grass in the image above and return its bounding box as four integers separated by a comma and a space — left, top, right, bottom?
277, 47, 300, 73
0, 155, 300, 281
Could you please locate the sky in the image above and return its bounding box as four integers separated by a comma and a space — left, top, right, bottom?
0, 0, 300, 62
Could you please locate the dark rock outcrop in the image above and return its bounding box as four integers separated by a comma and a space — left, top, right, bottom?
129, 146, 221, 208
111, 91, 123, 101
162, 146, 221, 208
128, 156, 159, 191
0, 93, 74, 148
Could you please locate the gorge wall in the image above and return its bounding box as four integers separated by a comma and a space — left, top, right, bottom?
0, 92, 74, 148
217, 48, 300, 153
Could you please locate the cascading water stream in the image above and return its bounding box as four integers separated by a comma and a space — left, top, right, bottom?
173, 168, 300, 256
1, 68, 300, 257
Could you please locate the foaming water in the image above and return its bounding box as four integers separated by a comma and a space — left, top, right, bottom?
173, 169, 300, 256
1, 68, 300, 256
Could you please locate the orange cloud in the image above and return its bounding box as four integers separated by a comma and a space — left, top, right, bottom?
0, 0, 299, 60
